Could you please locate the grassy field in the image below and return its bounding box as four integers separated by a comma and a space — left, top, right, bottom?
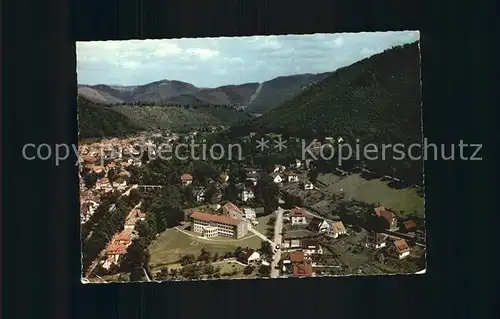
149, 228, 262, 267
316, 173, 424, 218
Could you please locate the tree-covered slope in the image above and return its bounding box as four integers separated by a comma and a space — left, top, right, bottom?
110, 104, 253, 132
256, 42, 422, 145
78, 97, 143, 138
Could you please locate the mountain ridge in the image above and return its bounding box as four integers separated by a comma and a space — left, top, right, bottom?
78, 72, 331, 112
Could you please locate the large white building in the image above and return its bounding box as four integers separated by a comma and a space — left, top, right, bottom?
191, 211, 248, 239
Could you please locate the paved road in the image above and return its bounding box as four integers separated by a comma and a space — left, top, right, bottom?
270, 207, 285, 278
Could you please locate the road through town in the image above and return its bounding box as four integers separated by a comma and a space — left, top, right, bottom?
270, 207, 284, 278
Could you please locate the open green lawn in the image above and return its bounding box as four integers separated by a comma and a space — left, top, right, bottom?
318, 173, 424, 217
149, 228, 262, 267
254, 213, 275, 234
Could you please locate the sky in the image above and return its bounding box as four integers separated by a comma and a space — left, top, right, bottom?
76, 31, 419, 88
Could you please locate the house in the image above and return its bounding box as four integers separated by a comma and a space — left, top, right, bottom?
401, 220, 418, 233
218, 202, 244, 220
285, 172, 300, 182
243, 208, 256, 220
289, 251, 306, 263
102, 243, 127, 269
292, 159, 302, 169
193, 187, 206, 202
270, 173, 283, 184
365, 231, 388, 249
180, 173, 193, 186
391, 239, 411, 259
113, 229, 135, 246
290, 208, 307, 226
246, 177, 259, 186
289, 251, 313, 277
238, 249, 261, 265
239, 188, 255, 202
190, 211, 248, 239
330, 221, 347, 238
374, 206, 398, 231
118, 170, 131, 178
92, 165, 104, 174
303, 182, 314, 190
124, 209, 146, 230
272, 165, 286, 173
113, 178, 128, 190
300, 238, 321, 256
219, 173, 229, 184
308, 218, 331, 233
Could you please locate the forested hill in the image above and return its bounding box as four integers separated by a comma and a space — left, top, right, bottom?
78, 97, 144, 138
254, 41, 422, 145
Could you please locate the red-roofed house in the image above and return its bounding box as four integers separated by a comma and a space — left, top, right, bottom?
374, 206, 398, 231
288, 251, 313, 277
390, 239, 411, 259
180, 173, 193, 186
401, 220, 417, 233
293, 261, 313, 277
191, 211, 248, 239
102, 243, 128, 269
290, 208, 307, 226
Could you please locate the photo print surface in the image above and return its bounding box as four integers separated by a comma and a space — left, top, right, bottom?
77, 31, 425, 283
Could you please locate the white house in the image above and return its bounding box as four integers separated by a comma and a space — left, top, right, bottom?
194, 187, 206, 202
239, 189, 255, 202
330, 221, 347, 238
243, 208, 256, 220
303, 182, 314, 190
246, 251, 261, 264
290, 208, 307, 226
271, 173, 283, 184
285, 172, 300, 182
293, 159, 302, 169
308, 218, 330, 233
113, 178, 128, 190
365, 232, 388, 249
273, 165, 286, 173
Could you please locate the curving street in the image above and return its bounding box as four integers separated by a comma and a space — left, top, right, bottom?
270, 207, 285, 278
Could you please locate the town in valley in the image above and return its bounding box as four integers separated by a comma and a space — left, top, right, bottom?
78, 31, 425, 283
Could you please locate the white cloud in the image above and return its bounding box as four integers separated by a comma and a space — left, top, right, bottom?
185, 48, 219, 60
76, 31, 420, 87
151, 43, 182, 57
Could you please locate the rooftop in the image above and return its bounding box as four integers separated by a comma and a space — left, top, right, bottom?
293, 261, 313, 277
289, 251, 305, 263
190, 211, 243, 226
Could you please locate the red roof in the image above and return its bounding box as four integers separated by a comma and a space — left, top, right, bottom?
113, 229, 133, 243
403, 220, 417, 230
180, 174, 193, 181
293, 261, 313, 277
190, 211, 242, 226
394, 239, 410, 253
106, 243, 127, 255
374, 206, 396, 223
289, 251, 305, 263
291, 207, 306, 217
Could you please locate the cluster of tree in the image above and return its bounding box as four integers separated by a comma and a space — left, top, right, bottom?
81, 195, 133, 272
104, 103, 252, 133
78, 96, 144, 138
255, 173, 280, 213
281, 192, 305, 209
